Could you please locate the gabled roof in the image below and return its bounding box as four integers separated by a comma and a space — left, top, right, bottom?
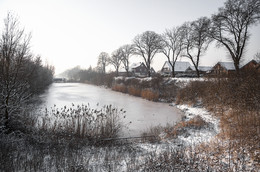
187, 66, 212, 72
130, 62, 143, 69
129, 62, 146, 71
241, 60, 258, 68
217, 62, 236, 70
163, 61, 191, 72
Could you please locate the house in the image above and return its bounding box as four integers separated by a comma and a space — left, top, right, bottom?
185, 66, 212, 76
211, 62, 236, 75
241, 60, 259, 72
129, 62, 155, 77
161, 61, 191, 75
53, 78, 66, 83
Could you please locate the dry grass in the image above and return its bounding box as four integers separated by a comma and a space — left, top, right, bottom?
175, 73, 260, 164
127, 86, 141, 97
113, 77, 180, 102
37, 104, 126, 142
141, 89, 159, 101
164, 116, 208, 138
112, 84, 127, 93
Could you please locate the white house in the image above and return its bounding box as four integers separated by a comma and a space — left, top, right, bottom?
211, 62, 236, 75
119, 62, 155, 77
161, 61, 191, 74
185, 66, 212, 74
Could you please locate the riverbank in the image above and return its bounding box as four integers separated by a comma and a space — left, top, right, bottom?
1, 76, 258, 171
109, 76, 260, 170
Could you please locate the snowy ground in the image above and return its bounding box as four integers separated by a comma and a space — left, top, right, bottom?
175, 104, 220, 145
140, 103, 220, 151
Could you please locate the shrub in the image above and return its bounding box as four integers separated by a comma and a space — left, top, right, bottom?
165, 116, 208, 138
127, 86, 141, 97
112, 84, 127, 93
141, 89, 159, 101
36, 104, 126, 142
176, 74, 260, 162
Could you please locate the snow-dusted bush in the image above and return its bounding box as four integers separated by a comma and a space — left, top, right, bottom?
175, 74, 260, 165
37, 104, 126, 142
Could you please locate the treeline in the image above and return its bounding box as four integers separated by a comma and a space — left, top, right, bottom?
94, 0, 260, 78
61, 0, 260, 85
0, 14, 54, 132
60, 66, 115, 87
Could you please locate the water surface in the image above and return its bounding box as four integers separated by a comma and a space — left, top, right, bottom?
40, 83, 182, 136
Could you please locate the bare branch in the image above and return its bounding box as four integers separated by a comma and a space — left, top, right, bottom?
133, 31, 163, 77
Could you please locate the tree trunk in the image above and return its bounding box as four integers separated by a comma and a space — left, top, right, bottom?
147, 62, 151, 77
196, 68, 200, 78
116, 68, 118, 77
171, 65, 175, 77
4, 96, 10, 131
4, 108, 9, 130
148, 69, 151, 77
234, 60, 240, 74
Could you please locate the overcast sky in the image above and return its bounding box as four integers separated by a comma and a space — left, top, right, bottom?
0, 0, 259, 74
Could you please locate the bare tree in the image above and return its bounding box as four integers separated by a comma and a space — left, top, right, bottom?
210, 0, 260, 73
254, 52, 260, 62
119, 44, 134, 77
133, 31, 163, 77
0, 13, 32, 131
161, 27, 185, 77
109, 49, 122, 76
97, 52, 109, 74
181, 17, 212, 77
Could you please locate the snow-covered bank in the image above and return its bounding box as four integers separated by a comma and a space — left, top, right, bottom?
175, 104, 220, 146
139, 103, 220, 158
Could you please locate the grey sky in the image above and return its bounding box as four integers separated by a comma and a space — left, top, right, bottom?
0, 0, 259, 74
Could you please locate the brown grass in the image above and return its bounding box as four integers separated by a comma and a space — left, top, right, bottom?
176, 73, 260, 163
165, 116, 208, 138
127, 86, 141, 97
141, 89, 159, 101
112, 84, 127, 93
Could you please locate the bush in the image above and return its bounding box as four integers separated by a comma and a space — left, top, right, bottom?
112, 84, 127, 93
127, 86, 141, 97
165, 116, 208, 138
141, 89, 159, 101
36, 104, 126, 143
176, 74, 260, 161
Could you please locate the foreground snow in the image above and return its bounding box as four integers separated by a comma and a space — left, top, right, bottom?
176, 104, 220, 145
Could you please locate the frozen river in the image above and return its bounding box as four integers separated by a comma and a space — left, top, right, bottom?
40, 83, 182, 137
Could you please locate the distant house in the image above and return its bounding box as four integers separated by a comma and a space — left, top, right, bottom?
211, 62, 236, 75
185, 66, 212, 75
161, 61, 191, 75
53, 78, 66, 83
241, 60, 260, 72
129, 62, 155, 77
257, 64, 260, 73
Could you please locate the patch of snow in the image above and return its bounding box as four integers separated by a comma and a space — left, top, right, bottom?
114, 76, 125, 81
176, 104, 220, 146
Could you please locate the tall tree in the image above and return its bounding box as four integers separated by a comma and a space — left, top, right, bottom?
97, 52, 109, 74
133, 31, 163, 77
0, 14, 32, 131
119, 44, 134, 77
210, 0, 260, 73
181, 17, 212, 77
109, 49, 122, 76
161, 27, 185, 77
0, 14, 53, 132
